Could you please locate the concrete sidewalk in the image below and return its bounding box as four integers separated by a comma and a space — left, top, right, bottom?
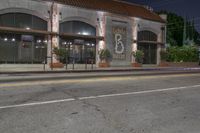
0, 64, 200, 74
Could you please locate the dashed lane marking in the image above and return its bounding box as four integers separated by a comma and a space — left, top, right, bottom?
0, 84, 200, 109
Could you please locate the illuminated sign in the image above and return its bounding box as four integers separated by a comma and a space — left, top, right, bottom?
112, 26, 126, 60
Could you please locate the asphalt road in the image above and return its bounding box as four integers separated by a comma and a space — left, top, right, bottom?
1, 73, 200, 133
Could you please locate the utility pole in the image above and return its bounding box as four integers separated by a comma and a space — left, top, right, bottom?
183, 16, 187, 45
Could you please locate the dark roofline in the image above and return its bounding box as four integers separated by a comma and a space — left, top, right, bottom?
41, 0, 165, 23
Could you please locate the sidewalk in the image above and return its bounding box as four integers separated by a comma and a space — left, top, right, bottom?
1, 64, 200, 74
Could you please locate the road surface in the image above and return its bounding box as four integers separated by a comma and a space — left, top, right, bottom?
0, 73, 200, 133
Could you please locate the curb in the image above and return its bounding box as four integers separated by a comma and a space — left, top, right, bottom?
1, 70, 200, 83
1, 67, 200, 75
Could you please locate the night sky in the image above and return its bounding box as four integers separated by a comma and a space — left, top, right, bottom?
123, 0, 200, 32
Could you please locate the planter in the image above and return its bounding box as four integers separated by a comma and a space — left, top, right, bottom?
132, 62, 142, 67
49, 62, 64, 68
99, 62, 110, 68
167, 62, 199, 67
159, 61, 170, 67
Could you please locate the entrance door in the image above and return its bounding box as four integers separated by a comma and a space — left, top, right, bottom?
73, 44, 85, 64
138, 43, 157, 64
18, 35, 34, 63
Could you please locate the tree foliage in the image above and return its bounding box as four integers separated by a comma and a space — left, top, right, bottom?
158, 11, 200, 46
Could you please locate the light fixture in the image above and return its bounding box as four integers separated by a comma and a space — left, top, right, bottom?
82, 32, 89, 35
37, 40, 42, 43
62, 42, 67, 45
44, 40, 48, 43
12, 38, 16, 42
26, 27, 30, 30
4, 38, 8, 41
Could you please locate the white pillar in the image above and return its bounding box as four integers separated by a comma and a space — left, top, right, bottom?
131, 20, 138, 63
96, 12, 106, 65
51, 3, 60, 63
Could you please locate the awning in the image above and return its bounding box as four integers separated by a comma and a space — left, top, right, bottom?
59, 33, 104, 41
0, 26, 56, 36
0, 26, 104, 41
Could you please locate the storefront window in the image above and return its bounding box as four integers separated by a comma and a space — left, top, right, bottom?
0, 13, 48, 64
60, 21, 96, 64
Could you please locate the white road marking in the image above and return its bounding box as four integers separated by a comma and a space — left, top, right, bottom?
0, 84, 200, 110
0, 98, 75, 110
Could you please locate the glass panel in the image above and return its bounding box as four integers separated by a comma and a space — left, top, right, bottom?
0, 13, 47, 31
32, 16, 47, 31
34, 36, 48, 63
0, 33, 47, 64
60, 21, 96, 36
0, 13, 15, 27
138, 30, 157, 41
15, 13, 32, 29
59, 38, 96, 64
138, 43, 157, 64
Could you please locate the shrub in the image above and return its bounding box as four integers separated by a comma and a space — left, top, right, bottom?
132, 50, 144, 64
99, 49, 112, 62
160, 50, 169, 61
53, 48, 69, 63
166, 45, 199, 62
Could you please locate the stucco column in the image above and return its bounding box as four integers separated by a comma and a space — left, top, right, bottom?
51, 3, 60, 63
131, 20, 138, 63
157, 32, 162, 65
96, 12, 106, 65
47, 2, 60, 67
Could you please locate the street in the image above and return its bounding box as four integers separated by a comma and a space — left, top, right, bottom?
1, 73, 200, 133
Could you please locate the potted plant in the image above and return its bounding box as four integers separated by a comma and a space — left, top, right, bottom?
132, 50, 144, 67
159, 49, 169, 67
99, 49, 112, 67
50, 48, 68, 68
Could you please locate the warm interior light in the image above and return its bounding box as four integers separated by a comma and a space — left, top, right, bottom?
12, 38, 16, 42
82, 32, 89, 35
26, 27, 30, 30
44, 40, 48, 43
37, 40, 42, 43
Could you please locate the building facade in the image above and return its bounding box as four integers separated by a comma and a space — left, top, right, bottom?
0, 0, 166, 67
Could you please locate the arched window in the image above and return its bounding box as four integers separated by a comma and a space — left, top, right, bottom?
59, 21, 96, 64
138, 30, 157, 42
0, 13, 47, 31
60, 21, 96, 36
